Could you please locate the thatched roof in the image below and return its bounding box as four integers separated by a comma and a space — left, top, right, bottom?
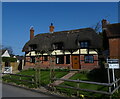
106, 23, 120, 38
22, 28, 102, 53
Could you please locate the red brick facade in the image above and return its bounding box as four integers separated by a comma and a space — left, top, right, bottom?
80, 55, 99, 70
109, 38, 120, 59
24, 54, 99, 70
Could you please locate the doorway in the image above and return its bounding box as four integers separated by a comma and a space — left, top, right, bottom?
72, 55, 80, 69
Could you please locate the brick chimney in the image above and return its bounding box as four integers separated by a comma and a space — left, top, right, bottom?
49, 23, 54, 33
30, 26, 34, 40
101, 19, 110, 31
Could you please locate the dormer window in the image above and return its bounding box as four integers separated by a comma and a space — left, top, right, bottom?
29, 44, 37, 51
79, 41, 89, 48
53, 42, 64, 50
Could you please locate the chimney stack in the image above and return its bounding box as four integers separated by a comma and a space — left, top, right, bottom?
30, 26, 34, 40
101, 19, 110, 31
49, 23, 54, 33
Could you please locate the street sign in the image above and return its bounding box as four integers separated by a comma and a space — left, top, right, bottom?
108, 64, 119, 69
107, 59, 120, 69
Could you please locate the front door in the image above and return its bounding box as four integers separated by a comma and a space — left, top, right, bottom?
72, 55, 80, 69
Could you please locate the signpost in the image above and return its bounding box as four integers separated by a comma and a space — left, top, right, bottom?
106, 59, 120, 90
107, 59, 120, 69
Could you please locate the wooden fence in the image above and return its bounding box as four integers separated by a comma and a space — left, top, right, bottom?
2, 71, 120, 98
52, 78, 120, 96
2, 73, 35, 85
2, 68, 42, 87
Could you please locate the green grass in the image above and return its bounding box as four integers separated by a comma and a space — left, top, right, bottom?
2, 69, 68, 88
112, 89, 120, 99
56, 72, 111, 98
2, 69, 120, 98
70, 72, 89, 80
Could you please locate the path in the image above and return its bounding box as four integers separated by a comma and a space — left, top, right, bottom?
52, 71, 77, 86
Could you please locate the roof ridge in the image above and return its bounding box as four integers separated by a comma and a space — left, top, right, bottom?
35, 27, 93, 37
106, 23, 120, 26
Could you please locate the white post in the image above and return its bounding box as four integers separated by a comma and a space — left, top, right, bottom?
22, 60, 24, 70
112, 68, 115, 88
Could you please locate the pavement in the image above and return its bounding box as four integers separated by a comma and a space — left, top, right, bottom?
2, 83, 67, 99
1, 70, 78, 99
2, 83, 51, 97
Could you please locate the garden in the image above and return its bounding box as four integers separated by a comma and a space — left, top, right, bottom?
2, 68, 120, 98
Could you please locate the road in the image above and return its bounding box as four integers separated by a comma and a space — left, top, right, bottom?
2, 83, 62, 98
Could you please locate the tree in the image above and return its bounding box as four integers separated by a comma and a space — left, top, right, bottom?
2, 45, 14, 56
91, 21, 102, 34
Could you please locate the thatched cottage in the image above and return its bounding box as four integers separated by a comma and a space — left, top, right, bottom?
22, 24, 102, 70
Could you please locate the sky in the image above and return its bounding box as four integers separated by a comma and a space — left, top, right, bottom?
2, 2, 119, 55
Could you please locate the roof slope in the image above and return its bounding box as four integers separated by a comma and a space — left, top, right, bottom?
106, 23, 120, 38
22, 28, 102, 52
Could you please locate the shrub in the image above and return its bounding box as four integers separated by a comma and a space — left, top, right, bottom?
87, 68, 108, 83
2, 57, 17, 62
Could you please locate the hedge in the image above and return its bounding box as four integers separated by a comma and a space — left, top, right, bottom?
2, 57, 17, 62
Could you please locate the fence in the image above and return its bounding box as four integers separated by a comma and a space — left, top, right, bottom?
2, 73, 35, 87
2, 68, 42, 88
52, 78, 120, 96
2, 70, 120, 98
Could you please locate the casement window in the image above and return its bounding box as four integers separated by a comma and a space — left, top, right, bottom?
79, 41, 89, 48
56, 55, 64, 64
44, 56, 48, 61
84, 55, 94, 63
30, 56, 35, 63
29, 44, 37, 51
66, 55, 70, 64
53, 42, 64, 50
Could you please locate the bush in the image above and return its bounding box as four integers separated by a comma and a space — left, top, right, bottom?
87, 68, 108, 83
2, 57, 17, 62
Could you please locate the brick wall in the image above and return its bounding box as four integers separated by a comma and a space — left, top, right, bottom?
25, 54, 99, 70
25, 57, 35, 66
25, 56, 72, 69
109, 38, 120, 59
80, 55, 99, 70
2, 62, 19, 72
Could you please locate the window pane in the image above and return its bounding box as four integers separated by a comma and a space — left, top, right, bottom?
56, 56, 64, 64
29, 44, 37, 51
85, 55, 94, 63
80, 41, 89, 48
53, 42, 63, 50
56, 57, 59, 64
44, 56, 48, 61
30, 56, 35, 63
66, 55, 70, 64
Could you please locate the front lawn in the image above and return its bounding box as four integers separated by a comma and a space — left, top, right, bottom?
56, 71, 120, 98
2, 68, 120, 98
2, 68, 68, 88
